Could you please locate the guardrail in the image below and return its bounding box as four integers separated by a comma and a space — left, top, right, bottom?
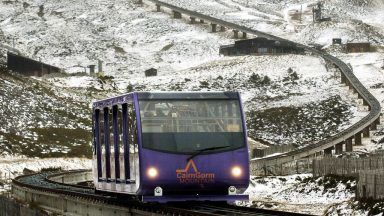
145, 0, 382, 172
47, 169, 92, 185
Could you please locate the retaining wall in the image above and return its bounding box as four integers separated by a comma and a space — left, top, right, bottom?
0, 195, 47, 216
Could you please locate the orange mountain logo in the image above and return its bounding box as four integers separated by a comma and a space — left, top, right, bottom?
176, 159, 215, 184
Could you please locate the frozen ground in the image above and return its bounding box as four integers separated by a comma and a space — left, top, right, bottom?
239, 174, 372, 215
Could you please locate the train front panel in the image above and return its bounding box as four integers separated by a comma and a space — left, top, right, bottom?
135, 92, 250, 202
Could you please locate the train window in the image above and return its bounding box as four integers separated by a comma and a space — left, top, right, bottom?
118, 108, 123, 152
127, 103, 138, 180
109, 108, 113, 154
98, 109, 106, 179
128, 103, 138, 149
93, 110, 98, 155
139, 100, 245, 154
99, 110, 105, 154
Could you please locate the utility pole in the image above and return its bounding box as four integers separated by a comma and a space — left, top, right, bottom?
300, 5, 302, 23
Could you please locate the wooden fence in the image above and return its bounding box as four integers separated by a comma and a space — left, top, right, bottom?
312, 156, 384, 200
357, 170, 384, 200
251, 157, 312, 176
312, 156, 384, 177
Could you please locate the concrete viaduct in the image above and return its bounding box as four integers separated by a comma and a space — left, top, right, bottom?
144, 0, 382, 175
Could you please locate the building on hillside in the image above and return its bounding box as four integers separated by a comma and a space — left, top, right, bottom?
332, 38, 342, 45
7, 52, 61, 76
219, 37, 304, 56
346, 42, 371, 53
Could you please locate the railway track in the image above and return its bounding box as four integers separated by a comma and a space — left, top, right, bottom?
145, 0, 382, 171
11, 170, 310, 215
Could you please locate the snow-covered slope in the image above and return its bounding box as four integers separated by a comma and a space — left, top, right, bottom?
0, 67, 118, 157
0, 0, 232, 76
0, 0, 368, 151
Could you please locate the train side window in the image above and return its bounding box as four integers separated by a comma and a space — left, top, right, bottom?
99, 110, 105, 154
122, 103, 130, 181
128, 103, 138, 150
93, 110, 97, 155
99, 109, 106, 179
118, 107, 123, 152
127, 103, 138, 180
109, 108, 114, 155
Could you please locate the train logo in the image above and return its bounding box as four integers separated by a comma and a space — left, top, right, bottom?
176, 159, 215, 184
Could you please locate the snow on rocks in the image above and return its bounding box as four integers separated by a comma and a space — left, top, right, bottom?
240, 174, 357, 215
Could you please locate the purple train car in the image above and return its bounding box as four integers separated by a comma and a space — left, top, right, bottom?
92, 92, 249, 202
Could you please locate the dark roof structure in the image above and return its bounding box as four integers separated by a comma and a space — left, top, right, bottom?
7, 52, 61, 76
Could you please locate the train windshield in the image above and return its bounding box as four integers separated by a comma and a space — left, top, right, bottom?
139, 99, 245, 154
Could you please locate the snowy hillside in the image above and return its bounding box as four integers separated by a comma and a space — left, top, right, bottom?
0, 0, 233, 76
0, 0, 371, 152
159, 0, 384, 46
0, 67, 118, 157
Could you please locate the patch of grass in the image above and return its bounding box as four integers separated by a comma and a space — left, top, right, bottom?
246, 96, 351, 146
160, 43, 174, 51
113, 45, 126, 54
199, 80, 210, 89
303, 174, 357, 193
26, 127, 92, 158
248, 73, 271, 87
355, 199, 384, 215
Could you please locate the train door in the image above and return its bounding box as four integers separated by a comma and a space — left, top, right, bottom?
93, 102, 140, 193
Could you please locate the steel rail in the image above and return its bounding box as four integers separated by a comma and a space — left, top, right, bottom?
146, 0, 382, 167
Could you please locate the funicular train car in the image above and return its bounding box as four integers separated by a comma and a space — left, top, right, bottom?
92, 92, 249, 202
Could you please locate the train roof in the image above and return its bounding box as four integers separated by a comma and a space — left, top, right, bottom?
92, 91, 240, 109
136, 91, 239, 100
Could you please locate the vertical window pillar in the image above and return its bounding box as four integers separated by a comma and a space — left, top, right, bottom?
227, 102, 233, 124
122, 104, 130, 180
95, 109, 102, 179
112, 105, 120, 180
104, 107, 111, 180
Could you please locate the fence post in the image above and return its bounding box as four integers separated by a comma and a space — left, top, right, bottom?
374, 173, 377, 200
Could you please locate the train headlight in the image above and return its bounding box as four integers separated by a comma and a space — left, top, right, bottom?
231, 166, 242, 178
147, 167, 158, 179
